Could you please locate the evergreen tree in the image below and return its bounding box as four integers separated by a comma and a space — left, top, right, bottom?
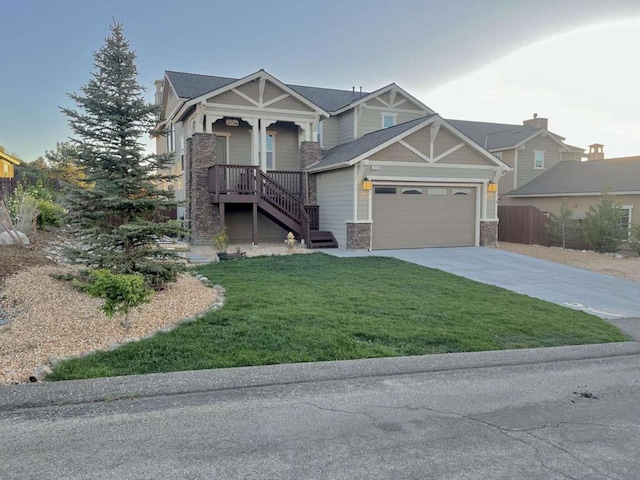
582, 190, 626, 253
44, 142, 88, 189
546, 201, 582, 248
62, 21, 183, 288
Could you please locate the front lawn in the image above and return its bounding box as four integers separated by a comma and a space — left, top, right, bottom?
50, 254, 628, 380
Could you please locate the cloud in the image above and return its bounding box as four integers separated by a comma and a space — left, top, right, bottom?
422, 18, 640, 157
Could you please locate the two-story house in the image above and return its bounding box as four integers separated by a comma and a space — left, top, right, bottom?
156, 70, 580, 250
449, 115, 585, 194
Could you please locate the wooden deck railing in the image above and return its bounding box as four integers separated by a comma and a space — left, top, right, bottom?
305, 205, 319, 230
208, 164, 313, 241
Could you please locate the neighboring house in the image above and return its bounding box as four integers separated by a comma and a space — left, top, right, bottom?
448, 115, 585, 194
502, 154, 640, 237
0, 149, 20, 179
154, 69, 510, 249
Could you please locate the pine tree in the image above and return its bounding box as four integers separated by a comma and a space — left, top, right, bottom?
583, 190, 626, 253
62, 21, 183, 288
546, 201, 582, 249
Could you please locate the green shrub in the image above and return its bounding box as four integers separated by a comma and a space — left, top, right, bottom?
35, 199, 65, 228
80, 269, 153, 328
583, 191, 626, 253
547, 201, 583, 248
629, 225, 640, 255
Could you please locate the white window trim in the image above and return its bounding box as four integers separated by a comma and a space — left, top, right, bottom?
381, 112, 397, 129
534, 150, 545, 169
316, 121, 324, 147
621, 205, 633, 239
258, 131, 276, 170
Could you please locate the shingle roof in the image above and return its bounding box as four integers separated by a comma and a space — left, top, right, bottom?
309, 115, 437, 171
165, 71, 368, 112
506, 156, 640, 196
447, 119, 541, 150
165, 71, 237, 100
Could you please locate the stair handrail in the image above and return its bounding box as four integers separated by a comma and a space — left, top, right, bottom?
260, 171, 310, 243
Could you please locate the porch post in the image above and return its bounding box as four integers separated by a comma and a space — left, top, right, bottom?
260, 119, 267, 171
219, 202, 225, 230
252, 203, 258, 245
242, 117, 260, 166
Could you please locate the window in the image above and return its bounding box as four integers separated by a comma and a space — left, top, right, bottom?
382, 113, 397, 129
534, 150, 545, 169
179, 135, 184, 172
316, 121, 323, 147
259, 133, 275, 170
452, 188, 471, 196
166, 125, 175, 152
619, 206, 633, 239
427, 187, 448, 195
401, 188, 423, 195
374, 187, 397, 194
2, 163, 8, 176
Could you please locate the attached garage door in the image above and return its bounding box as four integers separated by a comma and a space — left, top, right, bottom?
372, 185, 476, 249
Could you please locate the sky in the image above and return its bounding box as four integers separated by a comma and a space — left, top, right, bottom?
2, 0, 640, 162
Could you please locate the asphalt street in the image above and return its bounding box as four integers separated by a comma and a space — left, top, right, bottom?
2, 353, 639, 480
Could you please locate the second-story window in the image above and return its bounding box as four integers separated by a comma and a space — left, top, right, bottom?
534, 150, 545, 169
316, 121, 324, 147
382, 113, 397, 129
166, 125, 175, 152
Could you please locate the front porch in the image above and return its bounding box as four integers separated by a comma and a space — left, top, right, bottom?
207, 164, 335, 248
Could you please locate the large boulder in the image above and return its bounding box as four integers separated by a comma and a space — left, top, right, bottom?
0, 230, 30, 245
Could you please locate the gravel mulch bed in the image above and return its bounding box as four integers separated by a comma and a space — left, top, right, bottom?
496, 242, 640, 282
0, 266, 217, 384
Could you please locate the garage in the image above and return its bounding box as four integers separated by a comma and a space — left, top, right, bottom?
372, 185, 477, 249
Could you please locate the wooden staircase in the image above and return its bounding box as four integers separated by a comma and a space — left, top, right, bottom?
209, 165, 338, 248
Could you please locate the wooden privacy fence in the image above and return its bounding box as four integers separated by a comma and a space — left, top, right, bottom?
0, 178, 17, 199
498, 205, 550, 246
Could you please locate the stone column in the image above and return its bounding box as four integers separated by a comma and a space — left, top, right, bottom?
346, 223, 372, 250
185, 133, 220, 245
300, 141, 321, 204
480, 220, 498, 246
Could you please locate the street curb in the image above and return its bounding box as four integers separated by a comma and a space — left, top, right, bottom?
2, 341, 640, 411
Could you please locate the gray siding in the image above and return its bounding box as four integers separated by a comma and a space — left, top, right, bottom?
517, 135, 564, 188
211, 119, 252, 165
337, 111, 355, 145
316, 167, 355, 247
496, 149, 516, 193
225, 205, 289, 243
322, 118, 339, 150
272, 122, 299, 171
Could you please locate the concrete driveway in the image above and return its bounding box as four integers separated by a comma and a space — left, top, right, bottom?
324, 247, 640, 321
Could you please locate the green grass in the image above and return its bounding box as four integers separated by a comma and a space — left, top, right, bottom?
49, 254, 628, 380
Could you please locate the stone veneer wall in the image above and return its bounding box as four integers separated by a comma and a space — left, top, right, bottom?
300, 141, 321, 204
480, 220, 498, 246
346, 223, 372, 250
185, 133, 220, 245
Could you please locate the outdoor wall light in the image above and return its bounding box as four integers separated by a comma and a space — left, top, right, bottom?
487, 182, 497, 193
362, 177, 372, 191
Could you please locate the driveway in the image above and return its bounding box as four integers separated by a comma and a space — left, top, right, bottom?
324, 247, 640, 321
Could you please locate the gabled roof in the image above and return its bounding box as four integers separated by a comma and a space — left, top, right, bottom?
165, 71, 237, 99
0, 150, 20, 165
309, 115, 510, 173
165, 70, 369, 113
310, 116, 435, 171
447, 119, 541, 150
447, 119, 584, 153
506, 156, 640, 197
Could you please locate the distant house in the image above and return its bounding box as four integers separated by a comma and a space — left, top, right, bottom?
502, 150, 640, 236
0, 149, 20, 179
154, 69, 512, 249
448, 115, 585, 195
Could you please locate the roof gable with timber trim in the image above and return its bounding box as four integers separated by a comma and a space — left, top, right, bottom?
331, 83, 434, 115
0, 150, 20, 165
308, 115, 511, 172
169, 70, 329, 121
